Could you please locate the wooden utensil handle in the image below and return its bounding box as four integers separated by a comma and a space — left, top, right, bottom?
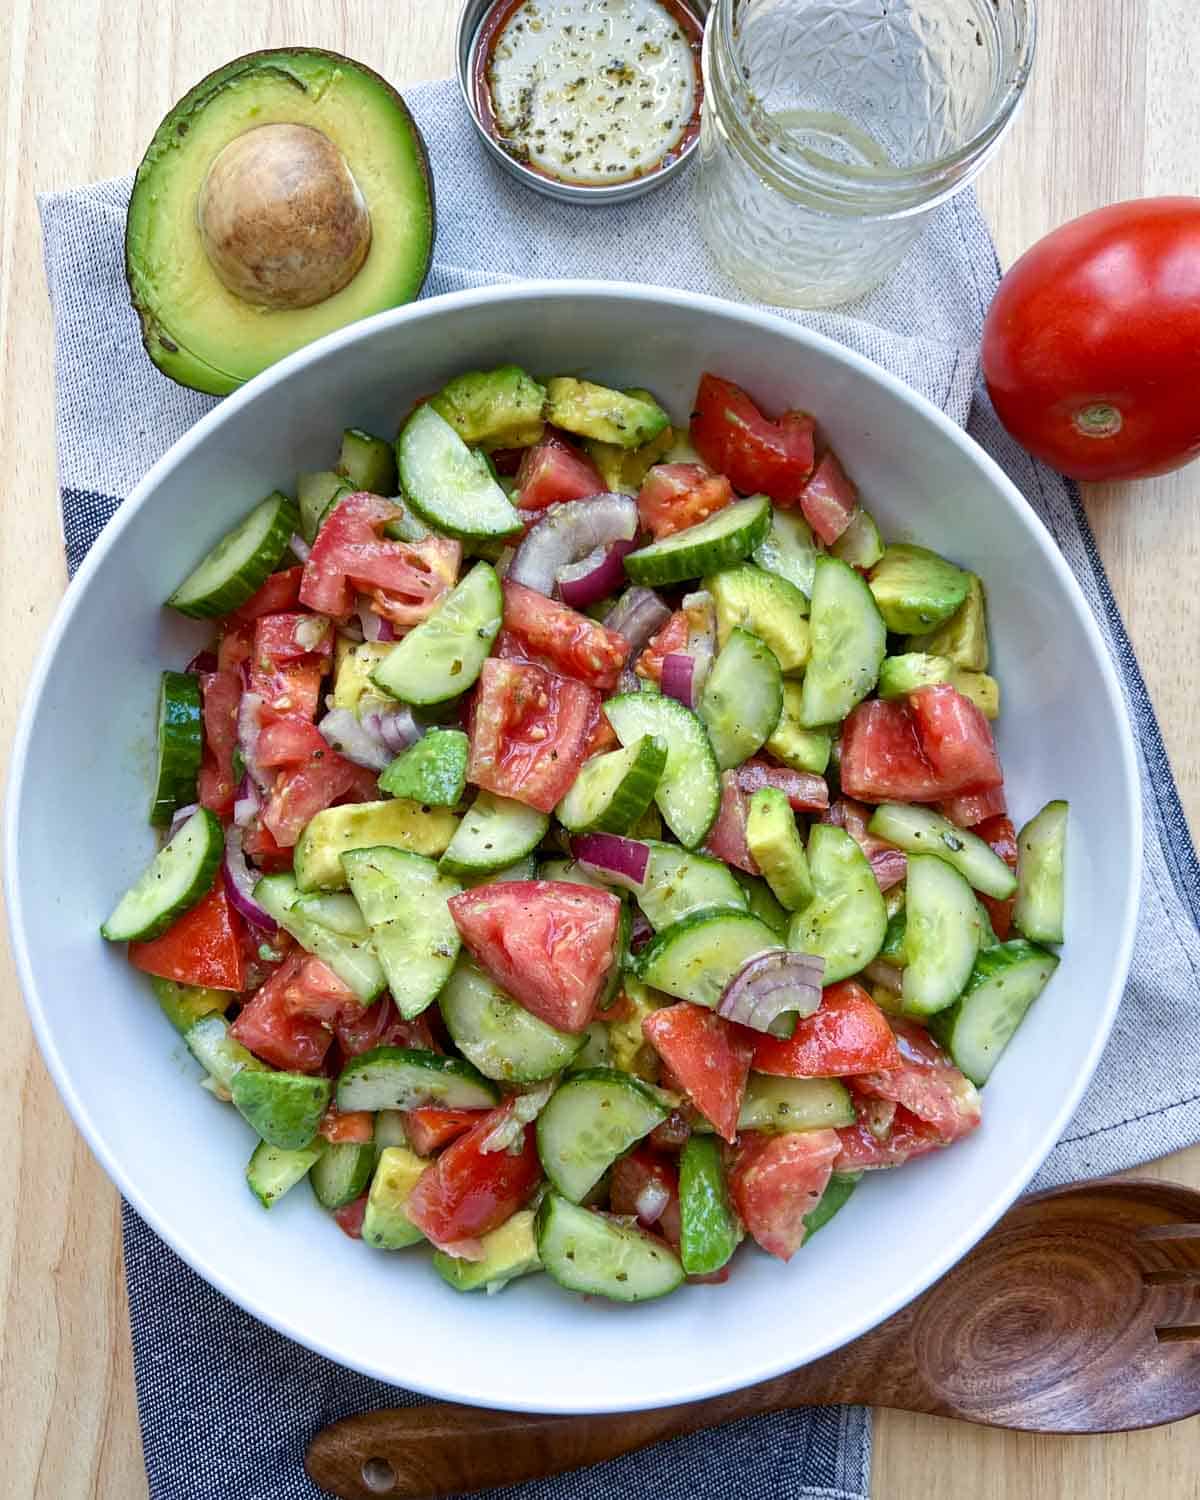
305, 1390, 794, 1499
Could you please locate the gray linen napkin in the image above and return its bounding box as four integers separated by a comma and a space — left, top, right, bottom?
37, 76, 1199, 1500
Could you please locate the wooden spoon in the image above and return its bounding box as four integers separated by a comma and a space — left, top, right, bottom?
306, 1178, 1200, 1499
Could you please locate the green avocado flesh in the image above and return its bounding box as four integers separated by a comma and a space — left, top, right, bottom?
125, 48, 434, 395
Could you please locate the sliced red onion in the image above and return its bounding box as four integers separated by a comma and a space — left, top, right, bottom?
617, 665, 641, 695
604, 586, 672, 651
509, 493, 638, 596
185, 648, 218, 675
233, 774, 261, 829
289, 532, 311, 563
168, 802, 200, 838
572, 833, 650, 891
237, 692, 270, 792
682, 589, 717, 697
317, 708, 395, 771
360, 704, 423, 757
660, 653, 696, 709
718, 949, 825, 1037
222, 826, 277, 934
629, 909, 654, 955
634, 1178, 671, 1226
355, 600, 396, 643
863, 956, 904, 992
869, 847, 908, 892
556, 538, 637, 609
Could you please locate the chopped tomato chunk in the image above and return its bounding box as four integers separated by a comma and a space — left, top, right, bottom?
448, 880, 623, 1033
404, 1105, 542, 1250
851, 1018, 982, 1145
256, 716, 330, 768
610, 1147, 682, 1247
637, 463, 733, 539
797, 451, 857, 544
241, 816, 293, 873
253, 611, 333, 664
403, 1107, 484, 1156
318, 1103, 375, 1145
231, 566, 303, 622
839, 699, 945, 803
198, 670, 241, 820
909, 683, 1004, 795
247, 654, 325, 723
281, 954, 359, 1026
729, 1129, 840, 1260
752, 981, 901, 1078
217, 621, 254, 677
642, 1003, 755, 1143
334, 995, 439, 1058
129, 881, 246, 992
635, 609, 689, 684
973, 814, 1020, 939
468, 658, 600, 813
736, 757, 829, 813
516, 435, 604, 511
333, 1194, 368, 1238
834, 1101, 947, 1171
704, 770, 759, 874
690, 374, 815, 504
229, 952, 331, 1072
500, 581, 630, 692
938, 784, 1008, 828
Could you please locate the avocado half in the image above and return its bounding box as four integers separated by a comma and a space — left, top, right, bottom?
125, 48, 435, 396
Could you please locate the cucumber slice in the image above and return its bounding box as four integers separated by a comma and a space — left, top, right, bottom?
830, 507, 885, 569
798, 556, 886, 728
438, 960, 586, 1083
371, 563, 503, 705
536, 1191, 684, 1302
439, 792, 549, 877
101, 806, 223, 942
337, 426, 397, 495
341, 848, 462, 1019
362, 1145, 427, 1249
246, 1139, 324, 1209
637, 841, 748, 931
433, 1208, 542, 1293
603, 693, 721, 849
804, 1171, 860, 1240
555, 735, 667, 835
536, 1067, 668, 1202
698, 628, 783, 770
1014, 800, 1068, 944
745, 787, 814, 913
396, 404, 523, 541
786, 824, 886, 984
752, 508, 817, 604
374, 1109, 409, 1152
572, 1021, 613, 1070
461, 854, 539, 887
185, 1014, 266, 1093
253, 874, 387, 1002
536, 858, 620, 891
378, 729, 470, 806
298, 471, 353, 544
867, 803, 1018, 900
309, 1140, 377, 1210
150, 977, 227, 1034
637, 907, 780, 1008
167, 492, 299, 618
625, 496, 772, 586
901, 854, 982, 1017
336, 1046, 499, 1113
930, 939, 1060, 1085
149, 671, 202, 826
737, 1074, 856, 1132
733, 872, 790, 938
230, 1069, 331, 1150
678, 1135, 741, 1276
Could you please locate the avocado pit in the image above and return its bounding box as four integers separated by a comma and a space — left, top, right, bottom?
197, 122, 372, 310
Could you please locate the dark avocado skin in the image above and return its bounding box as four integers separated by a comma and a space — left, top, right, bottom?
125, 47, 435, 396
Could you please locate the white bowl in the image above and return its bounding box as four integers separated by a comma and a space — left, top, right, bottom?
7, 282, 1140, 1414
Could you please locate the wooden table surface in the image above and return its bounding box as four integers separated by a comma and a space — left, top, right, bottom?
2, 2, 1198, 1496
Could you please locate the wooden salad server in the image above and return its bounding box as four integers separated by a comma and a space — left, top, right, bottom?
306, 1178, 1200, 1499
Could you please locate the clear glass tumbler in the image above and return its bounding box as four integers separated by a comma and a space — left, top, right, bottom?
696, 0, 1037, 307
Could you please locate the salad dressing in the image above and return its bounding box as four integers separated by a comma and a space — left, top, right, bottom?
473, 0, 703, 187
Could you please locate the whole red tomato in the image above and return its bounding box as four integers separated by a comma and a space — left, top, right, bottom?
981, 198, 1200, 481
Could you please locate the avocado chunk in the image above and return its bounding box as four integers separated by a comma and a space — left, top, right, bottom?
766, 681, 833, 774
753, 509, 817, 605
293, 799, 459, 892
378, 729, 470, 806
430, 365, 548, 451
706, 565, 811, 674
545, 377, 670, 449
230, 1069, 331, 1150
433, 1209, 542, 1292
125, 48, 434, 395
868, 545, 970, 635
337, 428, 397, 495
733, 872, 791, 937
877, 653, 1000, 719
608, 977, 672, 1081
745, 787, 815, 913
906, 572, 990, 671
362, 1145, 427, 1250
150, 977, 227, 1034
584, 422, 676, 494
332, 642, 394, 711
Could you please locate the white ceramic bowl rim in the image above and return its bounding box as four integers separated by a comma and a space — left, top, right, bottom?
6, 280, 1141, 1413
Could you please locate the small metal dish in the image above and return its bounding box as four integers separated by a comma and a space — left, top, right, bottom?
455, 0, 710, 205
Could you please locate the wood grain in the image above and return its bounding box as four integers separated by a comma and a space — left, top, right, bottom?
0, 3, 1197, 1498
